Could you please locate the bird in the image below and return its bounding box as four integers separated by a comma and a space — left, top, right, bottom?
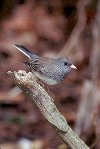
14, 44, 77, 85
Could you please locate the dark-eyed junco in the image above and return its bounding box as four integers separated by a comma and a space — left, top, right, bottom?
14, 44, 77, 85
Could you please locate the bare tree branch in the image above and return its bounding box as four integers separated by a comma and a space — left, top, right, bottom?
59, 0, 91, 59
90, 0, 100, 82
8, 70, 89, 149
75, 1, 100, 148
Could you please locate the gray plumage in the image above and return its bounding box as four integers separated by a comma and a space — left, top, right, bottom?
14, 44, 76, 85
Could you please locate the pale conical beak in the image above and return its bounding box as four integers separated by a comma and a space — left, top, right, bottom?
70, 64, 77, 69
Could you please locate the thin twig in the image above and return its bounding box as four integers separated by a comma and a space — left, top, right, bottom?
59, 0, 91, 58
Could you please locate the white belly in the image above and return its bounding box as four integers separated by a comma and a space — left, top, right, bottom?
33, 71, 58, 85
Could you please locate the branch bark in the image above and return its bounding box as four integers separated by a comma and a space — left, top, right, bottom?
8, 70, 89, 149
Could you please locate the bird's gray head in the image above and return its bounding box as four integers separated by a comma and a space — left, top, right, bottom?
55, 58, 77, 77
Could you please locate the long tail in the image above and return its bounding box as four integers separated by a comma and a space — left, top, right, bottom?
14, 44, 38, 59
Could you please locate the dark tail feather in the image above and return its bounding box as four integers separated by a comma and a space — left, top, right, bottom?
14, 44, 38, 59
23, 61, 34, 70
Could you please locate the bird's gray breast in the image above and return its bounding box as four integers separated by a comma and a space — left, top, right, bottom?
26, 59, 68, 84
40, 63, 66, 81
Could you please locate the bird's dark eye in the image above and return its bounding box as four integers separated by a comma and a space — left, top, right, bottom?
64, 62, 68, 66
